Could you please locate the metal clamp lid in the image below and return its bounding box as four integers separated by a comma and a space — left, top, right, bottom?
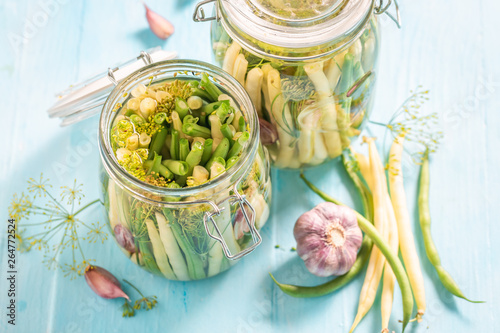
202, 180, 262, 260
374, 0, 401, 28
47, 47, 177, 127
193, 0, 219, 22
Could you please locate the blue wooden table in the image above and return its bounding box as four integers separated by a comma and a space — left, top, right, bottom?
1, 0, 498, 332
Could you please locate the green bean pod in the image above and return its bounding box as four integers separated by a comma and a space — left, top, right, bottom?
205, 138, 230, 170
179, 138, 190, 161
227, 131, 249, 159
144, 158, 174, 180
170, 130, 180, 160
418, 150, 483, 304
201, 139, 213, 165
220, 124, 235, 145
147, 127, 168, 160
270, 236, 373, 298
162, 160, 189, 176
182, 123, 212, 139
175, 97, 190, 119
200, 73, 223, 101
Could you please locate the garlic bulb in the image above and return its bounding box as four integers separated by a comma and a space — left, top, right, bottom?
294, 202, 363, 277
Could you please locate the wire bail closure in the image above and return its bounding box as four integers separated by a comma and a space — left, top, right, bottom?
374, 0, 401, 28
202, 180, 262, 260
193, 0, 219, 22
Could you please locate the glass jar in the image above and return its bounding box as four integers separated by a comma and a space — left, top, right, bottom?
194, 0, 398, 169
98, 60, 272, 280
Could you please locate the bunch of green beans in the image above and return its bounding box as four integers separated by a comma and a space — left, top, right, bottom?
418, 150, 483, 304
111, 73, 251, 188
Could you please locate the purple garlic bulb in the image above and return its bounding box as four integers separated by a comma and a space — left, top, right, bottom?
84, 265, 130, 300
294, 202, 362, 277
114, 224, 136, 253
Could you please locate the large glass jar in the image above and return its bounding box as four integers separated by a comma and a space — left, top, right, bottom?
98, 60, 272, 280
194, 0, 394, 169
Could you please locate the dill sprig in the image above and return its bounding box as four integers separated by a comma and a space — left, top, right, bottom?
371, 87, 444, 162
121, 279, 158, 317
8, 174, 105, 279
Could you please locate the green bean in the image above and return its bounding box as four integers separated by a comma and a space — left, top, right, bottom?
179, 138, 190, 161
176, 142, 205, 185
200, 72, 223, 101
300, 174, 414, 332
238, 116, 246, 132
200, 138, 213, 165
185, 141, 204, 170
216, 102, 231, 123
182, 115, 199, 125
144, 159, 174, 180
336, 53, 354, 95
271, 236, 373, 298
227, 131, 249, 159
201, 100, 228, 116
182, 123, 212, 139
191, 88, 213, 102
205, 138, 230, 170
129, 114, 145, 125
146, 152, 162, 175
175, 97, 190, 119
220, 124, 234, 144
418, 150, 483, 304
188, 80, 213, 101
225, 155, 239, 169
154, 112, 167, 125
170, 130, 180, 160
147, 127, 168, 160
162, 160, 189, 176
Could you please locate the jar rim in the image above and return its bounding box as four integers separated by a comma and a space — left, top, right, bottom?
217, 0, 375, 61
98, 59, 260, 204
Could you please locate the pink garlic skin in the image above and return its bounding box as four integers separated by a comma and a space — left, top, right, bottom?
259, 118, 278, 145
294, 202, 363, 277
144, 3, 175, 40
84, 265, 130, 300
114, 224, 137, 253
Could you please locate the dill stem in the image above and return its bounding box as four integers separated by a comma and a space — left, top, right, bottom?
45, 191, 69, 215
73, 199, 102, 216
123, 279, 145, 298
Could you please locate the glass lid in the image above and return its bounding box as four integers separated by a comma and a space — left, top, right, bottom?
47, 47, 177, 127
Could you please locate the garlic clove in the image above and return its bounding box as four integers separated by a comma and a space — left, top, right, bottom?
84, 265, 130, 300
143, 2, 175, 40
114, 224, 136, 253
294, 202, 362, 277
259, 118, 279, 145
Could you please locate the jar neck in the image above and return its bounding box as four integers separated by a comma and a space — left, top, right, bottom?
217, 0, 375, 62
98, 60, 259, 206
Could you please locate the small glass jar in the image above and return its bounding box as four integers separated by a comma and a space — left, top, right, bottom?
194, 0, 398, 169
98, 60, 272, 280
